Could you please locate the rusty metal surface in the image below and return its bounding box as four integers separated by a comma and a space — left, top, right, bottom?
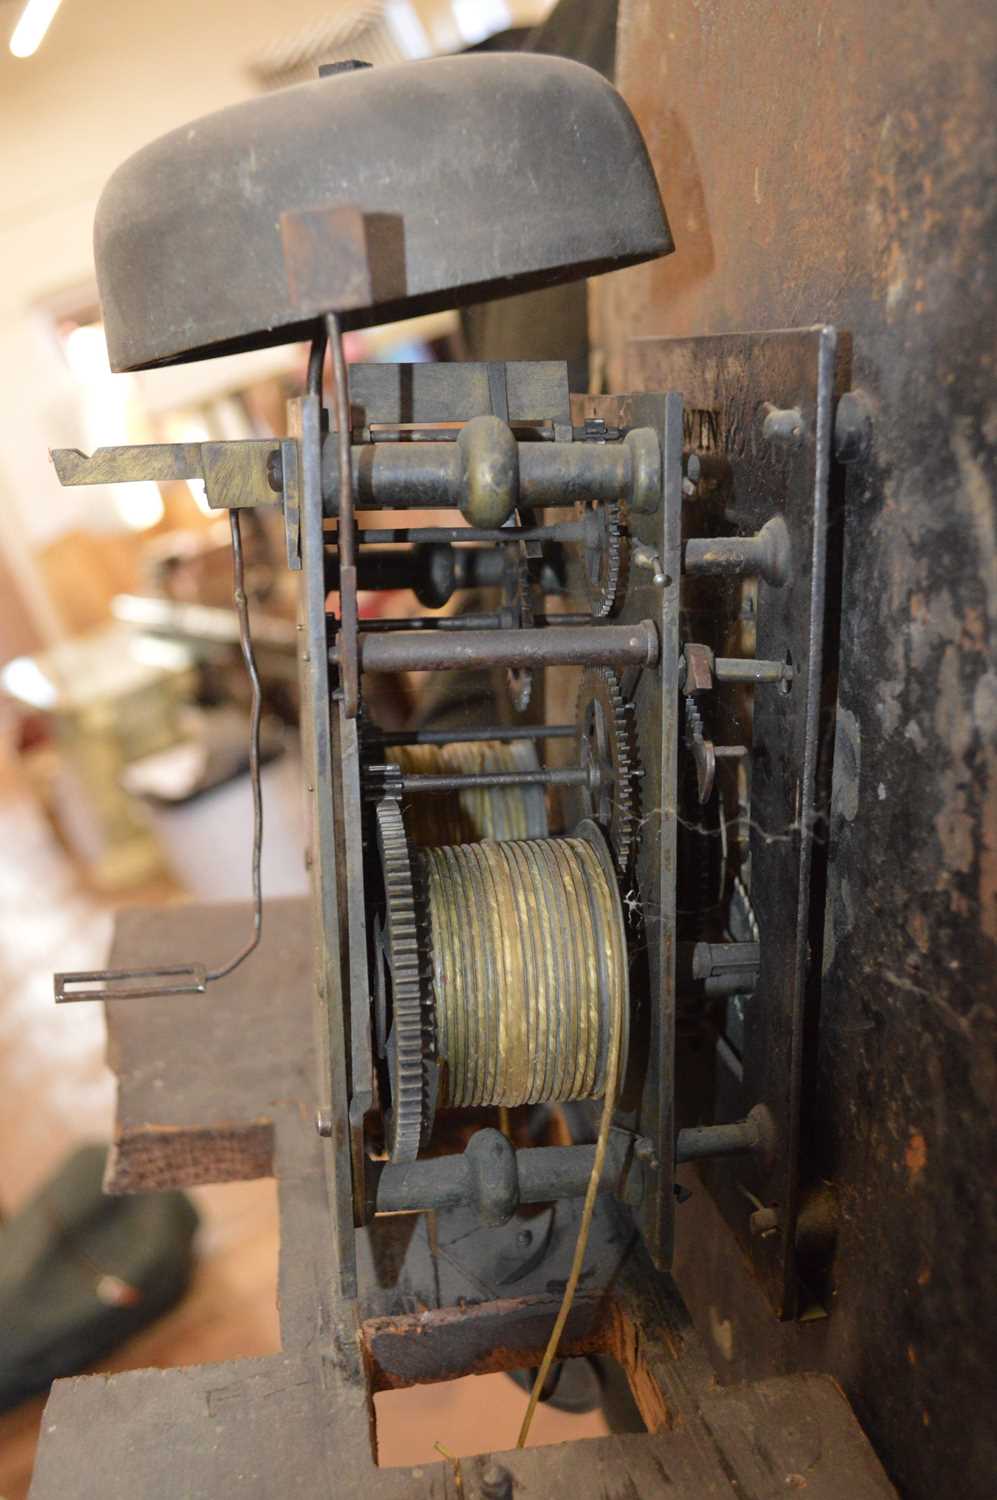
602, 4, 997, 1495
279, 204, 372, 314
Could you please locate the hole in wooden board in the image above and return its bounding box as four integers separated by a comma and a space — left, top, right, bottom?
373, 1355, 645, 1468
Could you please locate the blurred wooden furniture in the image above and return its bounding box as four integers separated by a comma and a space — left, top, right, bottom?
4, 623, 196, 890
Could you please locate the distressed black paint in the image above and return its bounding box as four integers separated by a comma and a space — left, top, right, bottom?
604, 4, 997, 1496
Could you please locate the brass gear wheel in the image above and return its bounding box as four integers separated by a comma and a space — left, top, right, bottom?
683, 694, 716, 804
578, 500, 624, 618
574, 667, 638, 870
374, 798, 434, 1163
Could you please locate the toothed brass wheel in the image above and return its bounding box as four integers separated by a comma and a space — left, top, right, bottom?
578, 499, 624, 618
374, 798, 434, 1163
573, 667, 638, 871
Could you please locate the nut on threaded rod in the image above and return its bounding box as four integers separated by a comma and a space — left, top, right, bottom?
479, 1462, 513, 1500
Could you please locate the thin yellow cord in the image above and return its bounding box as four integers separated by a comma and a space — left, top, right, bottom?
434, 1441, 464, 1496
516, 970, 623, 1448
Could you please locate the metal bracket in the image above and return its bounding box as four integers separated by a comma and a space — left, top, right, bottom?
279, 203, 373, 315
55, 964, 207, 1002
280, 437, 302, 570
50, 438, 280, 511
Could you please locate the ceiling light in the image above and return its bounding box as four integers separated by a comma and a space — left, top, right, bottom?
114, 484, 165, 532
9, 0, 64, 59
451, 0, 510, 47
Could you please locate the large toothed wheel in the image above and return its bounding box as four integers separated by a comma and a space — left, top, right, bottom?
579, 500, 624, 618
574, 667, 639, 871
374, 799, 434, 1162
683, 694, 717, 805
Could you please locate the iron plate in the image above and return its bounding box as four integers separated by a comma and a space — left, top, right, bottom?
570, 388, 684, 1271
629, 328, 837, 1316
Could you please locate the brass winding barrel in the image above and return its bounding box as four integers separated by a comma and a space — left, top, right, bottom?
422, 823, 627, 1109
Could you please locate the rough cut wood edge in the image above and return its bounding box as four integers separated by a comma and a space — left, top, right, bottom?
362, 1291, 610, 1391
105, 1119, 276, 1194
98, 897, 310, 1194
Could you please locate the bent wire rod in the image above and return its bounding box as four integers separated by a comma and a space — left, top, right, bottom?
54, 510, 264, 1003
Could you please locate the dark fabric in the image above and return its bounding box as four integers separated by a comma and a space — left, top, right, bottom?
0, 1145, 198, 1410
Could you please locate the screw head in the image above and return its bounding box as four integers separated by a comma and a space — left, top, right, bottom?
480, 1461, 512, 1499
634, 1135, 657, 1166
516, 1229, 533, 1249
834, 389, 874, 463
315, 1108, 334, 1138
762, 404, 805, 447
749, 1205, 779, 1238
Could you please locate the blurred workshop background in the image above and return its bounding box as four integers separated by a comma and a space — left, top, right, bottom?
0, 1, 624, 1491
